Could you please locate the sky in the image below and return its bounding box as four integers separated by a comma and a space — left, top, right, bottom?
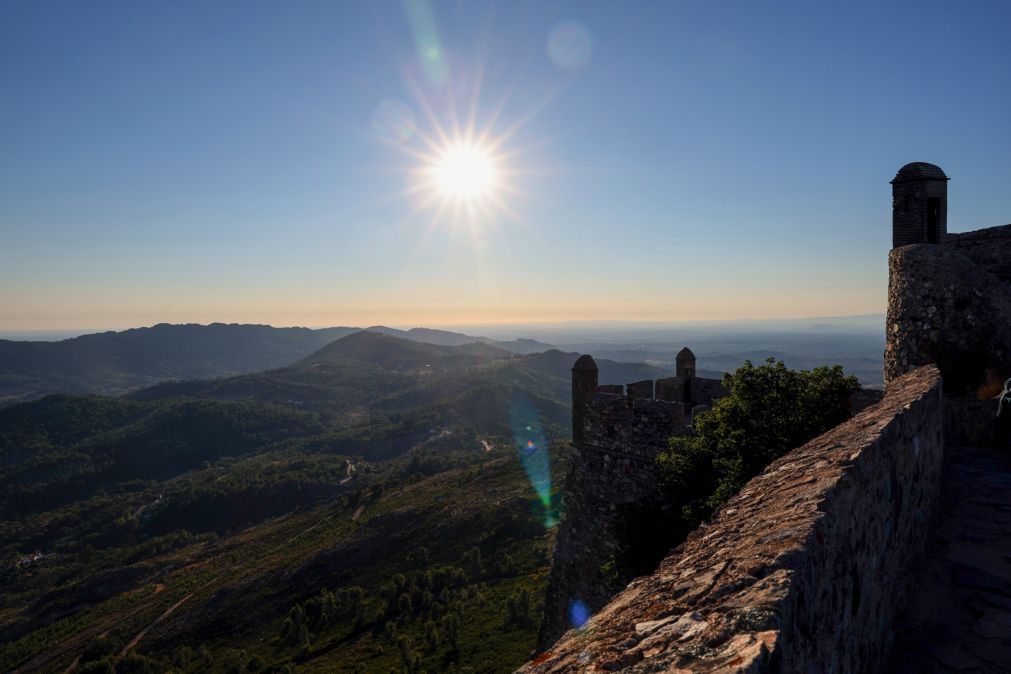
2, 0, 1010, 330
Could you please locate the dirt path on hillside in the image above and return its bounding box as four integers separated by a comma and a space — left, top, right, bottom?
889, 445, 1011, 671
118, 592, 193, 658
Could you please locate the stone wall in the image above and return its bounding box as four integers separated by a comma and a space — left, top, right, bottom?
885, 242, 1011, 393
944, 394, 998, 448
946, 224, 1011, 283
538, 392, 685, 650
521, 365, 944, 673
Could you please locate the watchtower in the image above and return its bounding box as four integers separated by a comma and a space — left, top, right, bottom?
676, 347, 696, 408
571, 355, 598, 447
891, 162, 948, 248
676, 347, 696, 378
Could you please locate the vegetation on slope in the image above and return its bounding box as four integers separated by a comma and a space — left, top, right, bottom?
0, 331, 594, 673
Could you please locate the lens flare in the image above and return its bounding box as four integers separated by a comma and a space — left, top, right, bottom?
570, 600, 590, 628
508, 393, 555, 527
405, 0, 448, 85
547, 22, 593, 71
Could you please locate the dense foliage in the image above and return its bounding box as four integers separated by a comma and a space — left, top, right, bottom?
603, 359, 859, 593
658, 358, 860, 527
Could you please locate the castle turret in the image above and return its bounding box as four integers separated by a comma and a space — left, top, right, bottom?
571, 355, 598, 447
676, 347, 695, 409
675, 347, 696, 379
891, 162, 948, 248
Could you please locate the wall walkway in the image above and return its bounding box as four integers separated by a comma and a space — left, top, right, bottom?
889, 444, 1011, 672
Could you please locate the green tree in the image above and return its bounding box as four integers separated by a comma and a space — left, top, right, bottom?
658, 358, 858, 527
460, 547, 482, 579
297, 623, 311, 648
441, 613, 460, 652
423, 619, 440, 650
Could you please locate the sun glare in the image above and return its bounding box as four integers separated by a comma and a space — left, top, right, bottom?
430, 143, 497, 199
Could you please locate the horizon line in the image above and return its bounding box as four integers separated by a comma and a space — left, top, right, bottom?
0, 313, 887, 336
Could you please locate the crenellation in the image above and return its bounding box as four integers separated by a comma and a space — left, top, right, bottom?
537, 348, 726, 649
624, 379, 653, 401
654, 376, 680, 401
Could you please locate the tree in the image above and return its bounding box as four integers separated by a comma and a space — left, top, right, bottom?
657, 358, 859, 528
461, 547, 482, 579
504, 587, 532, 628
441, 613, 460, 652
423, 620, 440, 650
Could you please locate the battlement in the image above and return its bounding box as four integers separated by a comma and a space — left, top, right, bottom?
570, 350, 726, 461
886, 164, 1011, 392
538, 349, 727, 649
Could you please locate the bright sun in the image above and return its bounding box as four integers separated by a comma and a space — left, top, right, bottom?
430, 143, 497, 199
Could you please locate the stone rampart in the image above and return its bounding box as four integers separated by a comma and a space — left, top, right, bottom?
540, 358, 728, 650
581, 393, 684, 461
946, 223, 1011, 283
538, 391, 684, 649
521, 365, 943, 673
885, 243, 1011, 393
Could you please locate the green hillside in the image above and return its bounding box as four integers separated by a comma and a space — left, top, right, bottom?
0, 332, 595, 673
0, 331, 671, 672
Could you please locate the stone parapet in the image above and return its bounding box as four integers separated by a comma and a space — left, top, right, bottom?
945, 223, 1011, 283
521, 365, 943, 673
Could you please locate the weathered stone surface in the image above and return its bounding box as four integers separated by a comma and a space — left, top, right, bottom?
520, 365, 943, 673
885, 236, 1011, 392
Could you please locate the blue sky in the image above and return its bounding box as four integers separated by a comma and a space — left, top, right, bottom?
2, 0, 1009, 329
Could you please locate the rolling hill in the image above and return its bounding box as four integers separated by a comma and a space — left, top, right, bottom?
0, 330, 613, 671
0, 391, 564, 672
0, 324, 559, 406
0, 324, 359, 404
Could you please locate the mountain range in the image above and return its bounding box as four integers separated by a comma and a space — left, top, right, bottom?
0, 323, 556, 405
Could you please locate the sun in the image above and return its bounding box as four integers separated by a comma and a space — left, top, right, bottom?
429, 142, 498, 199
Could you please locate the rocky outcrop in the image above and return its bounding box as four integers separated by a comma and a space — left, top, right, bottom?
520, 365, 943, 673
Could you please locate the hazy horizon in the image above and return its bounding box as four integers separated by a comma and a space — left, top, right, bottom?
0, 312, 886, 341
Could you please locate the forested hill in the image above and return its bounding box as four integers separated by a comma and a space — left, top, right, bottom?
0, 324, 358, 403
0, 324, 557, 405
0, 327, 677, 672
128, 332, 669, 418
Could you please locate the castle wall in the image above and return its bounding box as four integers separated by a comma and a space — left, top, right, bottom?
885, 242, 1011, 392
692, 377, 725, 406
946, 223, 1011, 283
522, 365, 944, 673
538, 392, 684, 650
